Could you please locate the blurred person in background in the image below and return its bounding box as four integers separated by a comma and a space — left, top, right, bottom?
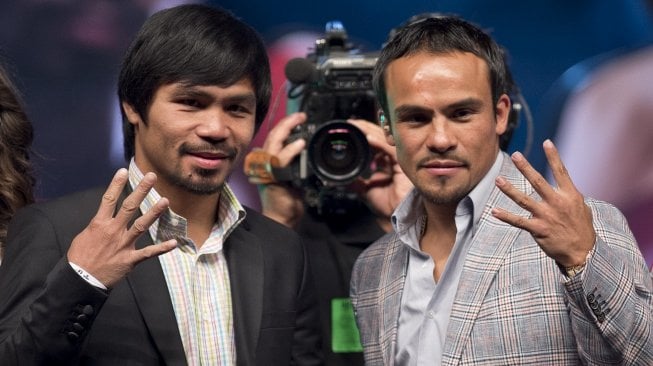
552, 0, 653, 265
0, 61, 35, 264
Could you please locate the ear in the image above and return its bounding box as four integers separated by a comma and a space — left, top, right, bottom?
378, 111, 396, 146
495, 94, 511, 135
122, 101, 142, 127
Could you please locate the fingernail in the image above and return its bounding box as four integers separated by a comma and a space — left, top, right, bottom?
495, 176, 506, 186
544, 139, 554, 148
511, 151, 524, 161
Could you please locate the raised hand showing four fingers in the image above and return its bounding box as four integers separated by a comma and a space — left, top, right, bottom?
491, 140, 596, 268
67, 169, 177, 288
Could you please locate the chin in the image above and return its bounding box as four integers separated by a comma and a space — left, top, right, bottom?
170, 171, 224, 196
418, 184, 468, 206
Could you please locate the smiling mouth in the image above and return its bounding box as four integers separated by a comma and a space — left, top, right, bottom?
189, 151, 231, 160
185, 151, 234, 171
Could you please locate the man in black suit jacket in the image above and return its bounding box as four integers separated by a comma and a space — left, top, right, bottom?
0, 4, 322, 365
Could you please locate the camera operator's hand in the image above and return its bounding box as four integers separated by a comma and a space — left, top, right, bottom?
256, 112, 307, 228
348, 119, 413, 232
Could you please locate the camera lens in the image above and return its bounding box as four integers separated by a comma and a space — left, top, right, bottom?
308, 120, 370, 184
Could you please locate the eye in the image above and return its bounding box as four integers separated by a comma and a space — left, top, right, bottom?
399, 112, 431, 124
450, 108, 474, 121
177, 98, 203, 108
226, 104, 253, 116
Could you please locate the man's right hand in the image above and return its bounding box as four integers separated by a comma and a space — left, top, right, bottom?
256, 112, 307, 228
67, 169, 177, 288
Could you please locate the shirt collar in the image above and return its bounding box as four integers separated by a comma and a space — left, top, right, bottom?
127, 159, 246, 244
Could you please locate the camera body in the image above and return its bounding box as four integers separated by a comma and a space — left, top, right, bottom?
284, 21, 379, 211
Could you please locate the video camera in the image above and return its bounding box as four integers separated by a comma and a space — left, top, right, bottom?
283, 21, 379, 212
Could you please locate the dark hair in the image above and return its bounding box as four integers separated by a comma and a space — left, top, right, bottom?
374, 15, 512, 120
118, 4, 272, 161
0, 65, 35, 250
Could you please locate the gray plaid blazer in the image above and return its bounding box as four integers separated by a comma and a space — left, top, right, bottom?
351, 153, 653, 365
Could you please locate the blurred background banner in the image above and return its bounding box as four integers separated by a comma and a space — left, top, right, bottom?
1, 0, 651, 264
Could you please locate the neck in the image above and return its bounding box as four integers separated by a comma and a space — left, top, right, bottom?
376, 215, 394, 233
160, 185, 222, 247
420, 201, 458, 282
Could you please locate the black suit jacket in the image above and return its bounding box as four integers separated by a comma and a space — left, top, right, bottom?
0, 186, 322, 365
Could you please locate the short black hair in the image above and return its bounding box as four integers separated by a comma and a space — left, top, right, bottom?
374, 15, 511, 120
118, 4, 271, 161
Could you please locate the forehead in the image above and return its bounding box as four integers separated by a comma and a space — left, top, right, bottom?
157, 78, 255, 100
384, 51, 491, 106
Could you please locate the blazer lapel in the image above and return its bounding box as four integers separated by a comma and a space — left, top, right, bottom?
128, 233, 188, 365
116, 186, 187, 365
224, 221, 264, 366
379, 238, 409, 366
442, 156, 531, 365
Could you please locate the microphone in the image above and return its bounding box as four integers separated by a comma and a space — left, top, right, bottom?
284, 57, 318, 84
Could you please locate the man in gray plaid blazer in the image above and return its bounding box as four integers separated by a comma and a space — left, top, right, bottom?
350, 15, 653, 365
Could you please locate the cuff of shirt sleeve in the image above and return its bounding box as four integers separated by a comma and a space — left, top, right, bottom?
69, 262, 108, 290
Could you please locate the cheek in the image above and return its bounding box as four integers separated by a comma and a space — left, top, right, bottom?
394, 141, 415, 172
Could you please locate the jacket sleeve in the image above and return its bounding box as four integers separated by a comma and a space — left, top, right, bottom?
565, 200, 653, 365
0, 206, 108, 365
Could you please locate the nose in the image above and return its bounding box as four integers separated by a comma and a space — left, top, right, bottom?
195, 110, 230, 141
426, 117, 456, 153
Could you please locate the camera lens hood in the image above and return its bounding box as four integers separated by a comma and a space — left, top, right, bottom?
307, 120, 370, 185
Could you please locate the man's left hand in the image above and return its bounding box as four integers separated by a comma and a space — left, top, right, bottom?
491, 139, 596, 268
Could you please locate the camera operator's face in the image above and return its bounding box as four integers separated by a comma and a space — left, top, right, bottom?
383, 51, 510, 207
123, 79, 257, 198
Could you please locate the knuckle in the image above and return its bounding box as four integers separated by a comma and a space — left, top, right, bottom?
132, 220, 147, 234
515, 215, 527, 228
88, 217, 103, 231
121, 201, 138, 213
556, 164, 569, 177
103, 193, 117, 204
532, 176, 547, 189
516, 197, 529, 209
136, 185, 151, 194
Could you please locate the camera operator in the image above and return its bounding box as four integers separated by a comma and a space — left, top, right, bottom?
253, 111, 411, 366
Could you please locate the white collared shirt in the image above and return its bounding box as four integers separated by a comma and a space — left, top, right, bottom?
394, 152, 504, 365
129, 160, 245, 365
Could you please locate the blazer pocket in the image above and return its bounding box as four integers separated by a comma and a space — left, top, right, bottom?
476, 284, 542, 320
260, 311, 296, 329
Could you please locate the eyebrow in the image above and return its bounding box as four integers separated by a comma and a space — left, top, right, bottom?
171, 85, 256, 106
444, 97, 484, 112
394, 97, 485, 119
394, 105, 434, 120
223, 93, 257, 107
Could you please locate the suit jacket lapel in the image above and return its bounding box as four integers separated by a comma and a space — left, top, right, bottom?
128, 233, 188, 365
442, 156, 532, 365
380, 238, 409, 366
116, 186, 187, 365
224, 220, 264, 366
